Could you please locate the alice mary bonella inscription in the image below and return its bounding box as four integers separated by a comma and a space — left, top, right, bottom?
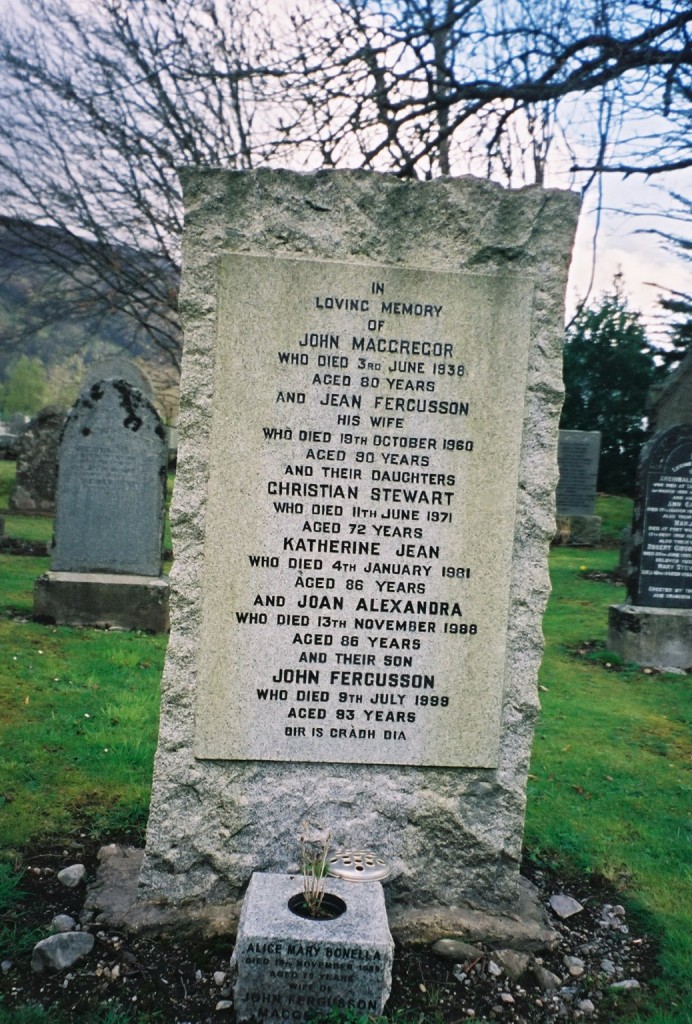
194, 255, 535, 768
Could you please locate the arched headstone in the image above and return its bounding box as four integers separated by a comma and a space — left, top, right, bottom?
34, 379, 169, 631
52, 379, 166, 575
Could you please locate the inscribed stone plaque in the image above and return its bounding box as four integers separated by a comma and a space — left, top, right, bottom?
629, 425, 692, 607
555, 430, 601, 516
52, 380, 167, 576
139, 169, 580, 918
231, 873, 393, 1024
195, 256, 533, 768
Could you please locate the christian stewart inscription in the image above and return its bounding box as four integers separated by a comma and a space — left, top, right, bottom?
194, 256, 534, 767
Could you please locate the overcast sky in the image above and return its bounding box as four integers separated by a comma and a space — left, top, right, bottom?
3, 0, 689, 346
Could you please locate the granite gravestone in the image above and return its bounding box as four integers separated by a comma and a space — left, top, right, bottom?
231, 874, 393, 1024
608, 424, 692, 669
554, 430, 601, 545
83, 357, 154, 402
9, 406, 65, 512
34, 379, 169, 631
136, 169, 580, 940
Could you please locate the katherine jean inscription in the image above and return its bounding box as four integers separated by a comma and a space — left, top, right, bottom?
194, 256, 534, 767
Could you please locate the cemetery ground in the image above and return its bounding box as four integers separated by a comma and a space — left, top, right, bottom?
0, 462, 689, 1024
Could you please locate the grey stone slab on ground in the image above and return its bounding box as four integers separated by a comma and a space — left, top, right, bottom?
549, 894, 583, 919
85, 845, 239, 937
556, 431, 601, 517
554, 515, 601, 546
9, 406, 65, 512
34, 572, 170, 633
607, 604, 692, 672
230, 872, 393, 1024
86, 845, 557, 950
51, 380, 167, 576
139, 169, 580, 930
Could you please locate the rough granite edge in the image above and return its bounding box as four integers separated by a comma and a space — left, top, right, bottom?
89, 844, 557, 951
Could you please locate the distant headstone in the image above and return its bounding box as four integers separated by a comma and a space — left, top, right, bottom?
34, 380, 169, 631
231, 873, 393, 1023
556, 431, 600, 515
83, 357, 154, 400
52, 380, 166, 575
136, 170, 579, 941
9, 406, 65, 512
554, 430, 601, 545
608, 424, 692, 669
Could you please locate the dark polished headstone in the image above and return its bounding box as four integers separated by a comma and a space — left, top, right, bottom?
52, 379, 167, 576
628, 424, 692, 608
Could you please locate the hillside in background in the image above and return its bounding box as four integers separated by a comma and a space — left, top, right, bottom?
0, 216, 178, 379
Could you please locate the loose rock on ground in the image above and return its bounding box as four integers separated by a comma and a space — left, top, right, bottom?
0, 838, 657, 1023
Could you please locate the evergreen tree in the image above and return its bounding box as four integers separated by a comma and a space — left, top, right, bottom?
561, 285, 662, 496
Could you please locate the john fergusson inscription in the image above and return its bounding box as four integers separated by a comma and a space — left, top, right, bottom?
195, 256, 534, 767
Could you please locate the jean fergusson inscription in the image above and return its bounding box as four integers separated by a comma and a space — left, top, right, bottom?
195, 257, 533, 766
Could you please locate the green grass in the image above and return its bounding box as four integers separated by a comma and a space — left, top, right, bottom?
0, 462, 173, 553
0, 462, 51, 545
0, 556, 165, 857
0, 462, 14, 508
0, 495, 689, 1023
527, 536, 691, 1023
0, 1007, 160, 1023
596, 492, 634, 545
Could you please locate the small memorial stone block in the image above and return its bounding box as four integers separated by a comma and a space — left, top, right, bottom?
51, 380, 167, 576
628, 424, 692, 607
556, 431, 601, 516
231, 873, 393, 1024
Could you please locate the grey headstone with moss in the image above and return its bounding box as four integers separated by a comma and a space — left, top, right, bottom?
83, 357, 154, 401
138, 169, 580, 938
9, 406, 65, 513
52, 380, 167, 575
33, 379, 169, 632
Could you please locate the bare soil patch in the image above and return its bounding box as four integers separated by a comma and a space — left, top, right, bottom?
1, 836, 658, 1023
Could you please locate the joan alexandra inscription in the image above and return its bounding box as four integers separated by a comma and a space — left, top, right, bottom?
195, 256, 534, 767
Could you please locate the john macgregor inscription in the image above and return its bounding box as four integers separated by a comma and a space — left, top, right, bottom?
195, 256, 534, 768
